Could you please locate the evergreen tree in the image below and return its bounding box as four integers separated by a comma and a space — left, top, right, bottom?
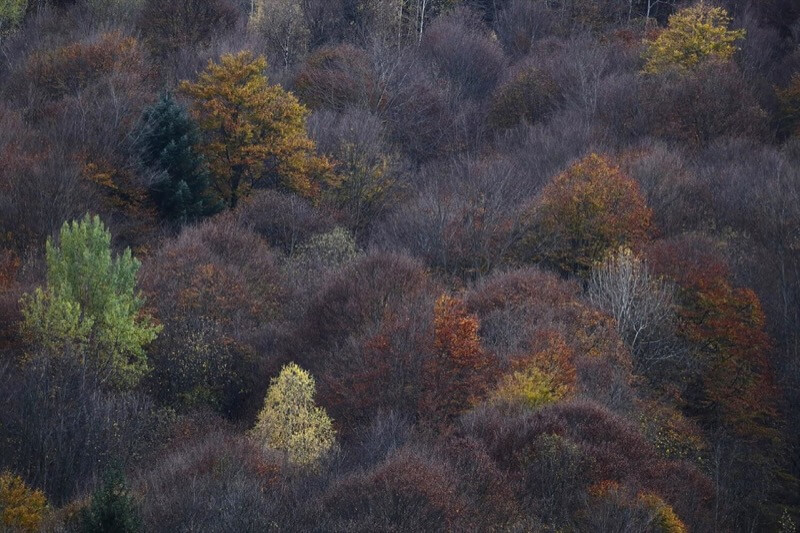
78, 469, 141, 533
139, 93, 222, 223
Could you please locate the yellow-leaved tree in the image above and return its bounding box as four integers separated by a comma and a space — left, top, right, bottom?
180, 51, 334, 208
250, 362, 336, 467
0, 472, 47, 533
643, 5, 745, 74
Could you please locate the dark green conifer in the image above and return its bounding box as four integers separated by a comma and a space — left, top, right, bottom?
139, 93, 222, 223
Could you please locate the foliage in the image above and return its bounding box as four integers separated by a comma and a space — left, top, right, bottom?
292, 227, 359, 270
489, 66, 559, 129
639, 492, 688, 533
648, 239, 779, 441
179, 51, 334, 208
643, 5, 745, 74
0, 0, 26, 34
0, 472, 47, 532
420, 294, 496, 422
139, 93, 222, 223
25, 32, 147, 99
251, 363, 336, 467
78, 469, 141, 533
20, 215, 160, 389
522, 154, 652, 276
490, 331, 576, 409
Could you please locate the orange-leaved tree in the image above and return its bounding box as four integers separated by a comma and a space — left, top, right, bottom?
180, 51, 334, 208
420, 294, 496, 423
522, 153, 652, 277
648, 238, 779, 441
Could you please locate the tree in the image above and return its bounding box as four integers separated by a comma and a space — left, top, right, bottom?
20, 215, 161, 389
643, 5, 746, 74
78, 469, 141, 533
647, 238, 779, 441
139, 93, 223, 224
179, 51, 334, 208
522, 154, 652, 277
250, 363, 336, 467
0, 472, 47, 532
489, 64, 559, 129
588, 247, 678, 374
249, 0, 309, 69
419, 294, 496, 422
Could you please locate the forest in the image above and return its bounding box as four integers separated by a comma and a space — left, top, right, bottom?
0, 0, 799, 531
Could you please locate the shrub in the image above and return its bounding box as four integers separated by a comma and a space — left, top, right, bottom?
420, 7, 507, 100
137, 0, 238, 57
235, 189, 335, 255
138, 426, 280, 531
294, 44, 377, 110
323, 446, 466, 531
25, 32, 147, 99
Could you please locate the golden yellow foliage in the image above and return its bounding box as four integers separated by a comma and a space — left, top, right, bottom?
524, 153, 651, 276
643, 5, 745, 74
0, 472, 47, 532
490, 332, 576, 409
638, 492, 687, 533
251, 362, 336, 467
180, 51, 334, 208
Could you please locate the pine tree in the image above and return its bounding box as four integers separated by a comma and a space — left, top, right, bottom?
78, 469, 141, 533
139, 93, 222, 223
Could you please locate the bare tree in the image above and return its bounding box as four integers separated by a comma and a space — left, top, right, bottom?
588, 248, 680, 374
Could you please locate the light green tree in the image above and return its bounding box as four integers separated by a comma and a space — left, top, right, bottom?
643, 5, 745, 74
20, 214, 160, 388
250, 362, 335, 467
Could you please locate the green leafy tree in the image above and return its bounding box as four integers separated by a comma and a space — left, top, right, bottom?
20, 215, 161, 389
78, 469, 141, 533
250, 362, 336, 467
139, 93, 222, 224
643, 5, 745, 74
